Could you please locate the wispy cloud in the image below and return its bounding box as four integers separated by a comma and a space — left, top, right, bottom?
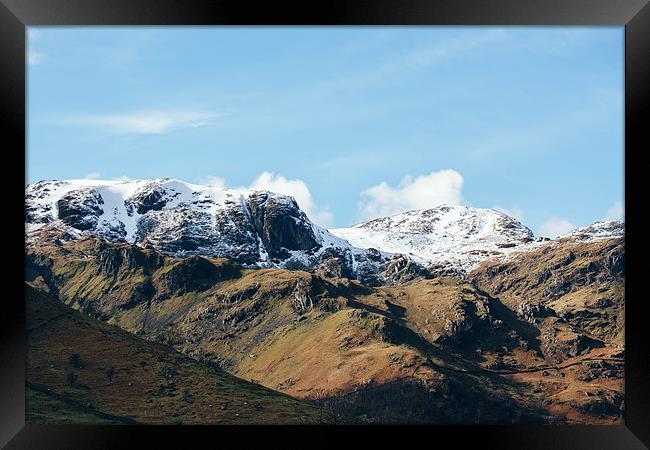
393, 29, 509, 70
508, 28, 611, 58
60, 110, 221, 134
314, 29, 509, 96
464, 87, 622, 162
83, 171, 101, 180
605, 201, 624, 221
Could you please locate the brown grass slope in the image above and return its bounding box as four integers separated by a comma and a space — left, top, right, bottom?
25, 229, 624, 424
471, 237, 624, 352
469, 237, 625, 422
25, 284, 330, 424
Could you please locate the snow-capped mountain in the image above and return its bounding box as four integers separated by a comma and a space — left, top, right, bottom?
25, 178, 393, 281
330, 205, 543, 273
25, 178, 624, 283
330, 207, 625, 274
558, 220, 624, 242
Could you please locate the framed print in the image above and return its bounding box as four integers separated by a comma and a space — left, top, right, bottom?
1, 0, 649, 448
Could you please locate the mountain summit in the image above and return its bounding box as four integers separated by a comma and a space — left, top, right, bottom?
25, 178, 623, 282
331, 205, 538, 273
25, 178, 390, 283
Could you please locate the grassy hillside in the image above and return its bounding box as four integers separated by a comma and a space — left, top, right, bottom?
26, 229, 625, 424
26, 285, 330, 424
471, 237, 625, 347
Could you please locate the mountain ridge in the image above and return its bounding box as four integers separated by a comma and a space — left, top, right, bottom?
25, 178, 623, 283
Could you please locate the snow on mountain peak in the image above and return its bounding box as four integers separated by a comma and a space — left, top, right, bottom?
557, 220, 624, 242
25, 178, 298, 240
25, 178, 394, 283
25, 178, 625, 281
330, 204, 538, 272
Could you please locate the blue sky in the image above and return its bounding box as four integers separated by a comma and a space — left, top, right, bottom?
27, 27, 624, 235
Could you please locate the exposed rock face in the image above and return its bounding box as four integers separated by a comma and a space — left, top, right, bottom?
56, 188, 104, 231
378, 254, 430, 285
578, 360, 621, 382
430, 291, 493, 346
315, 256, 352, 280
156, 256, 239, 299
137, 208, 219, 256
539, 320, 604, 363
125, 182, 171, 215
426, 263, 466, 278
290, 279, 314, 312
605, 248, 624, 276
574, 390, 624, 420
246, 192, 320, 259
517, 302, 556, 325
211, 199, 261, 264
95, 241, 160, 275
559, 221, 624, 242
26, 180, 69, 224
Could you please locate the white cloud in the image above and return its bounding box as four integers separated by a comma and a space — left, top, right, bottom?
62, 110, 221, 134
538, 217, 575, 238
605, 201, 624, 221
492, 205, 525, 223
359, 169, 464, 220
83, 171, 101, 180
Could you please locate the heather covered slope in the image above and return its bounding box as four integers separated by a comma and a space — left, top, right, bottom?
25, 285, 330, 424
26, 230, 624, 423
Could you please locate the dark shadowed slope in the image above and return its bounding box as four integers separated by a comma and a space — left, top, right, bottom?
25, 284, 330, 424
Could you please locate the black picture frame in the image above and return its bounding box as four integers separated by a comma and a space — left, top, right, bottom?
2, 0, 648, 448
